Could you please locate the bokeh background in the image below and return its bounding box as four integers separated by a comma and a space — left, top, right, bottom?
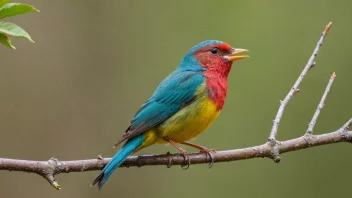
0, 0, 351, 197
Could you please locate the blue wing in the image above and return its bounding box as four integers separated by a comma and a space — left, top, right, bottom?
114, 70, 204, 147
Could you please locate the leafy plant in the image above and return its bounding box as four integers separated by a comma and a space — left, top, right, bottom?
0, 0, 39, 49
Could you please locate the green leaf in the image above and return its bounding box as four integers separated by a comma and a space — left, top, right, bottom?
0, 3, 39, 19
0, 0, 10, 8
0, 21, 34, 43
0, 32, 15, 49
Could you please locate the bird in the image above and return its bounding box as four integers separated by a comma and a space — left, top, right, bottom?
92, 40, 248, 190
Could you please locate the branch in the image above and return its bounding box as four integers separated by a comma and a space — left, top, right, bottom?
267, 22, 333, 162
306, 72, 336, 135
0, 22, 350, 190
0, 122, 351, 189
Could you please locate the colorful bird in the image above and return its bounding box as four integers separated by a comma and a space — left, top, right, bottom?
92, 40, 248, 190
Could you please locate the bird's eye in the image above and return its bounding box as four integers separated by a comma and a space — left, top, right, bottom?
210, 48, 219, 54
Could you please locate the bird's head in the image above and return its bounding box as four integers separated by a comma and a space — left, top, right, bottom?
179, 40, 248, 77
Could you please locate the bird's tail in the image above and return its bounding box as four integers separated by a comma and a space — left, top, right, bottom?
92, 134, 145, 190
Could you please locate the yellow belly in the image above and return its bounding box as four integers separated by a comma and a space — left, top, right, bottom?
156, 96, 220, 143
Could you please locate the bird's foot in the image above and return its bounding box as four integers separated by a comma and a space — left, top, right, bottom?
198, 147, 216, 168
180, 142, 216, 168
163, 137, 191, 169
179, 149, 191, 170
166, 151, 173, 168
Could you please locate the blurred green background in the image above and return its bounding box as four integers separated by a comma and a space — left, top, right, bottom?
0, 0, 351, 197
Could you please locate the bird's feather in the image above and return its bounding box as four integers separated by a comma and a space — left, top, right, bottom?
92, 134, 145, 190
114, 70, 204, 147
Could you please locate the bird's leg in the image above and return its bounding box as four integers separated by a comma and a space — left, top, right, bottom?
180, 142, 216, 168
163, 137, 191, 169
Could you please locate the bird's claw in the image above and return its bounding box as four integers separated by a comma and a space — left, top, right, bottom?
200, 148, 216, 168
181, 153, 191, 170
166, 151, 173, 168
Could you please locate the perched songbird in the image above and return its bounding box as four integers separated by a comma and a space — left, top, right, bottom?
92, 40, 248, 190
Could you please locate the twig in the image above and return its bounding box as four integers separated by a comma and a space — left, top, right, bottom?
0, 125, 351, 190
340, 118, 352, 132
267, 22, 333, 162
0, 22, 350, 191
306, 72, 336, 135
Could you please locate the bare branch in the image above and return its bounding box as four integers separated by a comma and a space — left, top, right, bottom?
0, 126, 351, 189
340, 118, 352, 132
0, 22, 349, 191
267, 22, 333, 162
306, 72, 336, 135
269, 22, 332, 140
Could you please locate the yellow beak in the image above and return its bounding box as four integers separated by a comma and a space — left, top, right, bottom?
224, 48, 249, 61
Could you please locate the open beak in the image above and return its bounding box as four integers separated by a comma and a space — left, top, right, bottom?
224, 48, 249, 62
